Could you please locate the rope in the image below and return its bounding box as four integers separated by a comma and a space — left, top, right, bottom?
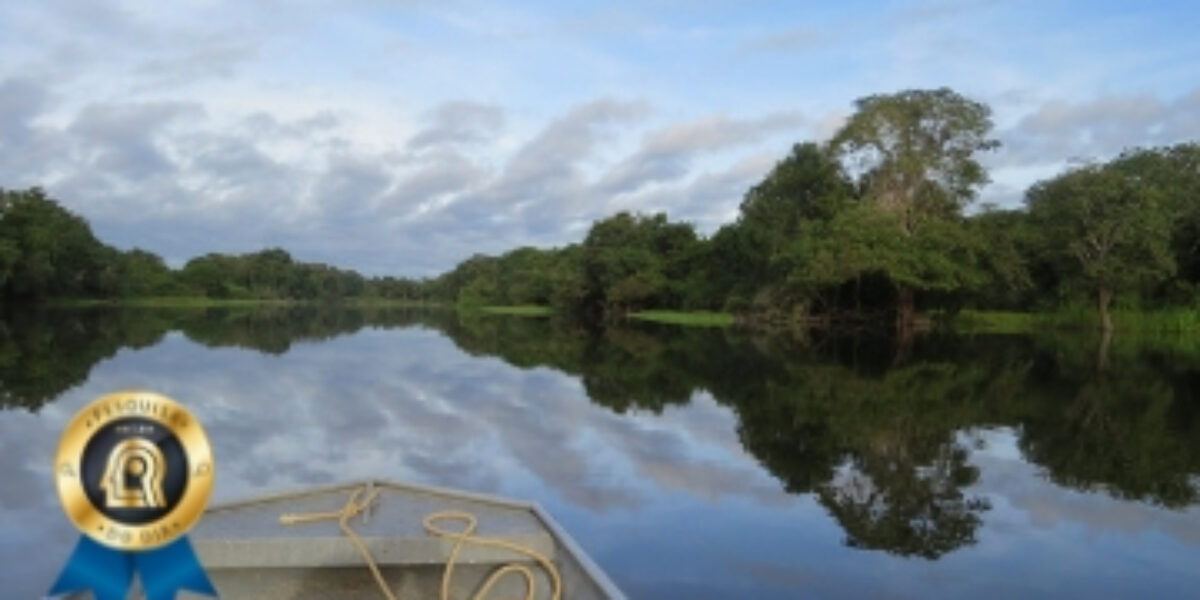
278, 486, 562, 600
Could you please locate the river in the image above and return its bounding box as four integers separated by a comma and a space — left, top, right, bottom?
1, 306, 1197, 598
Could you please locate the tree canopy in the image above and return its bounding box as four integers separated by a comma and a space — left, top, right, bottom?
830, 87, 999, 231
1027, 158, 1176, 330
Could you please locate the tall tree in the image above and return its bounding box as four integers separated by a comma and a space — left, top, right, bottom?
0, 187, 117, 300
118, 248, 176, 297
739, 142, 855, 240
733, 142, 856, 315
824, 88, 1000, 327
580, 212, 697, 317
1106, 144, 1200, 303
1027, 162, 1175, 331
964, 208, 1035, 310
830, 88, 999, 228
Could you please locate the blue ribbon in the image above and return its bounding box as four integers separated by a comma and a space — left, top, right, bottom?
49, 536, 217, 600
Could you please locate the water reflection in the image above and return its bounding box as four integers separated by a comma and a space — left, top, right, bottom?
0, 307, 1198, 598
436, 314, 1200, 510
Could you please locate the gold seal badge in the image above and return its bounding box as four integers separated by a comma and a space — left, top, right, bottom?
55, 390, 214, 551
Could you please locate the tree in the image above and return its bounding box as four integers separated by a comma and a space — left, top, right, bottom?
1106, 144, 1200, 304
0, 187, 118, 300
964, 208, 1035, 310
788, 205, 985, 326
243, 248, 295, 297
579, 212, 697, 317
118, 248, 176, 297
726, 142, 856, 317
820, 88, 999, 328
830, 88, 999, 229
739, 142, 855, 240
693, 223, 771, 312
1027, 162, 1175, 331
181, 254, 240, 298
547, 245, 588, 314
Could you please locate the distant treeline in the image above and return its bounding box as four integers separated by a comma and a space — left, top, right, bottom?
4, 87, 1199, 330
0, 187, 426, 303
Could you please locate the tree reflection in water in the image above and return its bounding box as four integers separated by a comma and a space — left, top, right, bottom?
2, 306, 1198, 559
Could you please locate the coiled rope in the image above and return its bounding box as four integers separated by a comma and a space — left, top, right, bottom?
278, 486, 562, 600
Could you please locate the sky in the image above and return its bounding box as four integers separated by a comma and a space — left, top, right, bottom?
1, 0, 1198, 277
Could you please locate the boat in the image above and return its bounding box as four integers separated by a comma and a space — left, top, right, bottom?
187, 479, 626, 600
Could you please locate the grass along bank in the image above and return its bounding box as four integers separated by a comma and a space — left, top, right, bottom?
48, 297, 302, 308
477, 305, 554, 316
949, 311, 1037, 334
468, 305, 733, 325
952, 308, 1200, 334
628, 310, 735, 327
46, 297, 446, 309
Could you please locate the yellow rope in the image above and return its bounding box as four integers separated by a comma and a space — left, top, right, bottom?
278, 486, 562, 600
423, 511, 561, 600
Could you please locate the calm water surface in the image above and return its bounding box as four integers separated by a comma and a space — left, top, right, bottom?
1, 307, 1198, 598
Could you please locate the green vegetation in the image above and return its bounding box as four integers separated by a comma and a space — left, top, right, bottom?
49, 297, 305, 308
477, 305, 553, 316
1112, 308, 1200, 331
47, 296, 443, 309
0, 187, 434, 305
4, 87, 1199, 333
628, 310, 734, 327
951, 310, 1037, 334
955, 308, 1200, 334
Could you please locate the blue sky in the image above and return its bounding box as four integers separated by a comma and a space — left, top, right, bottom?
1, 0, 1197, 276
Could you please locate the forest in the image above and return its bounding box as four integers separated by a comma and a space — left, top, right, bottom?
0, 187, 417, 302
2, 87, 1198, 331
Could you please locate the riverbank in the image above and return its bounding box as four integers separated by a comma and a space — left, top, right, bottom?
471, 305, 737, 326
477, 305, 554, 316
44, 297, 446, 309
35, 299, 1200, 335
627, 310, 735, 327
951, 308, 1200, 333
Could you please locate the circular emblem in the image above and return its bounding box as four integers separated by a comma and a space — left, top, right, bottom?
55, 390, 214, 551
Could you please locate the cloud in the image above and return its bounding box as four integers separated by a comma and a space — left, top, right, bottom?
745, 26, 831, 53
604, 150, 780, 232
309, 153, 394, 221
0, 77, 48, 146
969, 87, 1200, 206
0, 77, 66, 187
19, 0, 150, 47
385, 150, 489, 217
134, 35, 258, 87
600, 111, 805, 196
742, 1, 1003, 53
1000, 87, 1200, 168
185, 132, 300, 219
970, 432, 1200, 547
496, 98, 649, 199
406, 101, 506, 151
241, 110, 342, 140
401, 98, 652, 256
889, 0, 1006, 25
68, 101, 204, 179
